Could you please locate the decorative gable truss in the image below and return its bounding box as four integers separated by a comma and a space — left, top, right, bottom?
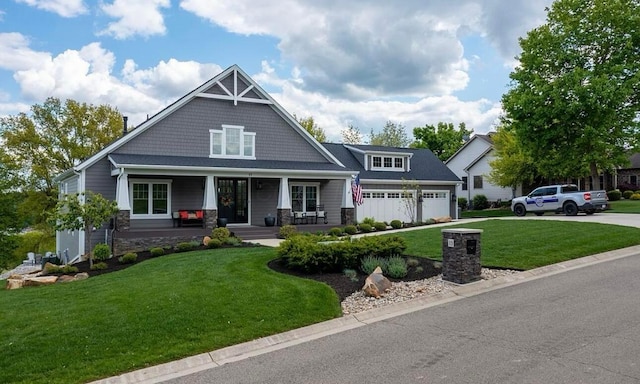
196, 67, 273, 106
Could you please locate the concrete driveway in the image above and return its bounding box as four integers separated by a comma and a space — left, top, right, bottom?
498, 212, 640, 228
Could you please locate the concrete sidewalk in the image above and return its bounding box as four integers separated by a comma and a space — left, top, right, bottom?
89, 240, 640, 384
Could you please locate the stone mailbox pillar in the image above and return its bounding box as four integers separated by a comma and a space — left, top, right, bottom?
441, 228, 483, 284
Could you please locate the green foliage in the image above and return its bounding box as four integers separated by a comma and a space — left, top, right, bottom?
369, 121, 410, 147
411, 122, 472, 161
373, 222, 387, 231
43, 264, 79, 274
119, 252, 137, 264
342, 268, 359, 282
150, 247, 165, 257
631, 193, 640, 201
278, 225, 298, 239
390, 220, 403, 229
211, 227, 230, 242
358, 223, 373, 233
91, 262, 108, 270
5, 230, 53, 270
93, 243, 111, 261
341, 124, 362, 144
206, 239, 222, 249
360, 256, 387, 275
386, 256, 408, 278
487, 125, 537, 189
501, 0, 640, 188
606, 190, 622, 201
406, 258, 420, 268
224, 237, 242, 246
343, 225, 358, 235
175, 242, 196, 252
457, 197, 468, 210
361, 217, 376, 225
61, 265, 79, 274
295, 115, 327, 142
472, 194, 489, 210
328, 227, 344, 237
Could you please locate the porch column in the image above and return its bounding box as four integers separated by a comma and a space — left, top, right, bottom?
341, 177, 355, 225
116, 171, 131, 210
277, 177, 292, 226
202, 175, 217, 229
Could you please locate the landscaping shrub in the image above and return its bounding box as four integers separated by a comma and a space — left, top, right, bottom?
362, 217, 376, 226
607, 190, 622, 201
149, 247, 165, 257
472, 194, 490, 210
457, 197, 468, 210
342, 268, 358, 282
631, 193, 640, 200
61, 265, 79, 274
360, 256, 387, 275
358, 223, 373, 233
206, 239, 222, 249
91, 262, 108, 270
390, 220, 403, 229
225, 237, 242, 246
119, 252, 137, 264
278, 225, 298, 239
344, 225, 358, 235
175, 242, 196, 252
328, 227, 343, 237
93, 243, 111, 261
373, 222, 387, 231
386, 256, 408, 278
424, 218, 436, 225
211, 227, 231, 242
623, 190, 634, 199
406, 258, 420, 268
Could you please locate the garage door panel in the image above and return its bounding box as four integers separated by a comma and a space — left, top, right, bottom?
421, 191, 450, 219
357, 190, 411, 223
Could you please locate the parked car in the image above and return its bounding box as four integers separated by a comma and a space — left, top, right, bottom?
511, 184, 608, 217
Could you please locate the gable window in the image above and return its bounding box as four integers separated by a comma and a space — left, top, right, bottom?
371, 155, 407, 171
394, 158, 403, 169
473, 175, 483, 189
130, 180, 171, 218
462, 176, 468, 191
373, 156, 382, 168
384, 157, 393, 167
210, 125, 256, 159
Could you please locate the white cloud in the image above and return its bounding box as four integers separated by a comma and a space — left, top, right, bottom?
98, 0, 170, 39
15, 0, 87, 17
0, 33, 52, 71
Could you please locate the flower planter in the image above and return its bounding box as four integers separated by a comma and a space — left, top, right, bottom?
264, 216, 276, 227
216, 218, 228, 227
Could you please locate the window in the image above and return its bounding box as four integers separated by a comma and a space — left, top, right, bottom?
291, 184, 319, 212
130, 180, 171, 218
371, 192, 385, 198
384, 157, 392, 168
387, 192, 400, 198
473, 175, 483, 189
373, 156, 382, 167
362, 192, 371, 199
462, 176, 468, 191
210, 125, 256, 159
631, 175, 638, 185
394, 158, 403, 168
371, 155, 407, 171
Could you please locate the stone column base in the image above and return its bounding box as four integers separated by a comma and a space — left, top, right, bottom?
341, 208, 355, 225
204, 209, 217, 229
116, 210, 130, 231
277, 208, 292, 226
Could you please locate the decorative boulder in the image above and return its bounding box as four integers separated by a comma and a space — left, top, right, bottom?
203, 236, 212, 246
362, 266, 392, 298
23, 276, 59, 287
74, 272, 90, 281
6, 276, 25, 290
57, 275, 75, 283
434, 216, 452, 223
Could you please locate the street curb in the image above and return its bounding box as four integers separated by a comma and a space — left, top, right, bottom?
89, 244, 640, 384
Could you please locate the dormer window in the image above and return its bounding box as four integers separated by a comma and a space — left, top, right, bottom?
210, 125, 256, 159
371, 155, 406, 171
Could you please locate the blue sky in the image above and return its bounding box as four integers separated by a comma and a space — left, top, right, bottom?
0, 0, 553, 141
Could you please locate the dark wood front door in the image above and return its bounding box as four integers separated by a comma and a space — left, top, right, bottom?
217, 178, 248, 224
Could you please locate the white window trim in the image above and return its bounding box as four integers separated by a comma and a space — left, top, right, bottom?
209, 124, 256, 159
129, 179, 172, 219
290, 182, 321, 212
370, 155, 407, 172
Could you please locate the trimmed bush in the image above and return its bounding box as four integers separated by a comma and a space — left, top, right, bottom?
406, 258, 420, 268
93, 243, 111, 261
91, 262, 108, 270
360, 256, 387, 275
343, 268, 358, 282
472, 194, 489, 210
328, 227, 343, 237
390, 220, 403, 229
362, 217, 376, 226
278, 225, 298, 239
373, 222, 387, 231
224, 237, 242, 246
119, 252, 137, 264
457, 197, 468, 210
358, 223, 373, 233
344, 225, 358, 235
623, 190, 634, 199
211, 227, 230, 242
207, 238, 222, 249
386, 256, 408, 278
631, 193, 640, 200
607, 189, 622, 201
150, 247, 165, 257
175, 242, 196, 252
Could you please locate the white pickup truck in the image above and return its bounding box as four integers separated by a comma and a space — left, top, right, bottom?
511, 184, 609, 216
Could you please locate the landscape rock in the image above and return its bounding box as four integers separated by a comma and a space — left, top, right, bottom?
6, 277, 25, 290
362, 267, 392, 298
23, 276, 59, 287
57, 275, 75, 283
203, 236, 212, 246
433, 216, 452, 223
74, 272, 90, 281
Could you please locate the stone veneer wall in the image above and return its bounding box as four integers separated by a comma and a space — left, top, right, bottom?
114, 235, 203, 255
204, 209, 217, 229
277, 208, 291, 226
341, 208, 355, 225
441, 228, 482, 284
116, 210, 130, 231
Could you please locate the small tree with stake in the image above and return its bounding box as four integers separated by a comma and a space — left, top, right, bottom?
52, 192, 118, 268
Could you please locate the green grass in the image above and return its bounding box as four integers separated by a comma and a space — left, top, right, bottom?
460, 208, 514, 218
607, 199, 640, 213
390, 219, 640, 270
0, 247, 340, 384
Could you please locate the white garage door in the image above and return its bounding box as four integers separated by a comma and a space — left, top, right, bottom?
357, 190, 451, 223
421, 191, 451, 219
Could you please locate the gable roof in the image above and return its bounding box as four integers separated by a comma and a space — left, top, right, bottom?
72, 65, 343, 173
323, 143, 460, 183
444, 132, 494, 165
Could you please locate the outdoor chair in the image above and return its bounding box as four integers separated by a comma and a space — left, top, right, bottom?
316, 205, 328, 224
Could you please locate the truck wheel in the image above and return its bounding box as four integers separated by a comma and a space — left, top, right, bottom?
513, 204, 526, 217
564, 201, 578, 216
534, 212, 544, 216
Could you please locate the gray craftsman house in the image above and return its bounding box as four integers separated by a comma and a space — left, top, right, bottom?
55, 65, 459, 260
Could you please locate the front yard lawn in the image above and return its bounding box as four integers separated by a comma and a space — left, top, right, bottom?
607, 199, 640, 214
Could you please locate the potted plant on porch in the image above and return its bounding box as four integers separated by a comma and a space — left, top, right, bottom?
264, 213, 276, 227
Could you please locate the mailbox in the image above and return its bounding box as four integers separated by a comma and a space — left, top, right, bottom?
466, 239, 477, 254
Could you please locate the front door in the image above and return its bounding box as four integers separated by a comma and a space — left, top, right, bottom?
217, 178, 248, 224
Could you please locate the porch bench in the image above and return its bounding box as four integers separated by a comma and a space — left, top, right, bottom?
175, 210, 205, 228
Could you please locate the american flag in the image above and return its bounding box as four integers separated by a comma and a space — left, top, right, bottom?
351, 175, 364, 206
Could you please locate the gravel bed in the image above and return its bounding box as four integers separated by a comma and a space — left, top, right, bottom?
341, 268, 520, 316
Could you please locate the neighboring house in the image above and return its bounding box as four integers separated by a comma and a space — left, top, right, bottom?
616, 153, 640, 190
445, 133, 522, 206
54, 65, 458, 260
324, 143, 461, 224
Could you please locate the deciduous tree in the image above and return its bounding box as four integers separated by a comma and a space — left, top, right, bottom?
295, 115, 327, 142
341, 124, 363, 144
370, 121, 410, 147
487, 124, 537, 192
502, 0, 640, 189
411, 122, 473, 161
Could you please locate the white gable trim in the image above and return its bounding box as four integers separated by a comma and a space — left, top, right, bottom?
445, 134, 491, 165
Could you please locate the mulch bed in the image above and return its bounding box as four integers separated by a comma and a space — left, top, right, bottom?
61, 247, 442, 301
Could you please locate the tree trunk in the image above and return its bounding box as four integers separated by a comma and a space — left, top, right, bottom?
590, 162, 601, 190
